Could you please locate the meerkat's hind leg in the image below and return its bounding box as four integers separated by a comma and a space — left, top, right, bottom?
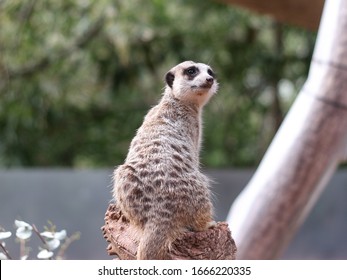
207, 220, 217, 228
188, 216, 216, 232
185, 220, 216, 232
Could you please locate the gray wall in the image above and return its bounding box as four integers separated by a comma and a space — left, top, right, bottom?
0, 169, 346, 259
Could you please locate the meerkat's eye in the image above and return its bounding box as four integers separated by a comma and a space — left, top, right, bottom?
184, 66, 198, 77
187, 68, 196, 75
207, 69, 215, 78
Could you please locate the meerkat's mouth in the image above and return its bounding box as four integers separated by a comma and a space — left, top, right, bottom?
200, 83, 213, 89
191, 83, 212, 90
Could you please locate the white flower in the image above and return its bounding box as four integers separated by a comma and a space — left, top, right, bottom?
40, 231, 55, 239
40, 229, 67, 250
37, 249, 54, 259
0, 231, 12, 240
21, 255, 28, 260
15, 220, 33, 240
14, 220, 32, 229
41, 230, 67, 240
54, 230, 67, 240
46, 239, 60, 251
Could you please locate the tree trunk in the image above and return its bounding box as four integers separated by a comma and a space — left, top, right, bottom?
227, 0, 347, 259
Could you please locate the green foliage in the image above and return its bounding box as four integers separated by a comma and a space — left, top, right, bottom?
0, 0, 316, 167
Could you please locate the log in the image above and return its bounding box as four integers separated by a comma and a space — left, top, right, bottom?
227, 0, 347, 259
102, 204, 237, 260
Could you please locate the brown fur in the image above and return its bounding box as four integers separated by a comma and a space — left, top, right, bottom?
113, 61, 218, 259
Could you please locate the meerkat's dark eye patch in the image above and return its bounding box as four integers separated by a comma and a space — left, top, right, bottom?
207, 68, 215, 78
184, 66, 199, 80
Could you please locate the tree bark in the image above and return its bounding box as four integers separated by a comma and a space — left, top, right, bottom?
219, 0, 324, 31
227, 0, 347, 259
102, 204, 237, 260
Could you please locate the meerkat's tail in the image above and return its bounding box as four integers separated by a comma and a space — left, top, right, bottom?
137, 223, 177, 260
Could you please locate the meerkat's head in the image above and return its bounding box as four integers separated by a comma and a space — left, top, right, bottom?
164, 61, 218, 107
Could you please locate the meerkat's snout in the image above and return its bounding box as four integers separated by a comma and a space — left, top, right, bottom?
202, 76, 214, 88
206, 77, 214, 83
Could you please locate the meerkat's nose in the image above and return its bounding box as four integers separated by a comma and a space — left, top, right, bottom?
206, 77, 214, 84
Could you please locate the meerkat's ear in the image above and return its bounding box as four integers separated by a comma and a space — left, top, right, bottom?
165, 71, 175, 88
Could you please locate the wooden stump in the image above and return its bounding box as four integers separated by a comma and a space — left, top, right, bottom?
102, 204, 237, 260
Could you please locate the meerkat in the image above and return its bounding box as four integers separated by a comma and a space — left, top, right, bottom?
113, 61, 218, 260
